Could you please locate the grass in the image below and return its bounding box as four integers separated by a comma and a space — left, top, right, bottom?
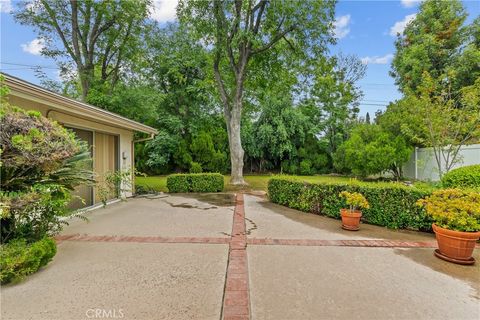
135, 174, 433, 193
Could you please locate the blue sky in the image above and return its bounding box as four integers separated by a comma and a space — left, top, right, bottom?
1, 0, 479, 116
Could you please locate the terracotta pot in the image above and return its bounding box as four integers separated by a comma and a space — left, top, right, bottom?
432, 223, 480, 265
340, 209, 362, 231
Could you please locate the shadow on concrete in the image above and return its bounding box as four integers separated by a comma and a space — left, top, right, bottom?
166, 193, 236, 208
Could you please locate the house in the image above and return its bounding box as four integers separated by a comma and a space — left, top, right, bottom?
2, 73, 157, 209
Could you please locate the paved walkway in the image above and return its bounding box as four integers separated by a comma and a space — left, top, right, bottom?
2, 193, 479, 320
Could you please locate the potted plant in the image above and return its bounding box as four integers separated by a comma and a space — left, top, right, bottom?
417, 189, 480, 265
339, 191, 370, 231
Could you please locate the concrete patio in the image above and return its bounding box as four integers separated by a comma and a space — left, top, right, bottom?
2, 193, 479, 320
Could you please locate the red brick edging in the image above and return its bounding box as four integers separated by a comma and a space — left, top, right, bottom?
222, 193, 251, 320
55, 234, 443, 249
247, 238, 439, 248
54, 234, 229, 244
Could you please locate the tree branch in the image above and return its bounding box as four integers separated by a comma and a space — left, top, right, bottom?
69, 0, 83, 66
213, 0, 231, 110
252, 0, 267, 35
251, 24, 296, 55
40, 0, 78, 65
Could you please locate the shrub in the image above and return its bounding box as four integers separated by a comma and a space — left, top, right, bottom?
416, 189, 480, 232
1, 184, 72, 243
299, 159, 313, 175
0, 101, 94, 243
0, 103, 93, 192
268, 177, 432, 230
166, 174, 190, 192
0, 237, 57, 284
167, 173, 224, 193
189, 162, 203, 173
190, 174, 224, 192
333, 124, 412, 179
441, 165, 480, 189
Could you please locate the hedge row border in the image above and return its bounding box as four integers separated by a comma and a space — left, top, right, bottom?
267, 178, 433, 231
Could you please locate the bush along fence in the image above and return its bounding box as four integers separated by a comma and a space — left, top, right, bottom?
167, 173, 224, 193
441, 164, 480, 189
268, 178, 433, 231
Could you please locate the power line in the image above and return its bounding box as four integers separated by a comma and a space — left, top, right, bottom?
361, 99, 390, 103
357, 82, 397, 86
0, 61, 58, 69
358, 103, 388, 107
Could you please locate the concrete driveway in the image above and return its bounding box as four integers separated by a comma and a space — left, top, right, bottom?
1, 193, 479, 320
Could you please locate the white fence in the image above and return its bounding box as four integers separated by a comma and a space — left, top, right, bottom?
402, 144, 480, 181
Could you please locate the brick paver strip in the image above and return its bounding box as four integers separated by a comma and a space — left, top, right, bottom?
55, 234, 230, 244
246, 238, 440, 248
55, 234, 478, 249
222, 193, 251, 320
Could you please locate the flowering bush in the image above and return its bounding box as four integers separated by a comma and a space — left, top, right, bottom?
1, 82, 94, 244
416, 189, 480, 232
339, 191, 370, 212
0, 104, 92, 191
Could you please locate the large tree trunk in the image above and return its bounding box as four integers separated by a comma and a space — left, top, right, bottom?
226, 101, 246, 185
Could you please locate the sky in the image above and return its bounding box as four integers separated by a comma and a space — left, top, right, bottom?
1, 0, 479, 117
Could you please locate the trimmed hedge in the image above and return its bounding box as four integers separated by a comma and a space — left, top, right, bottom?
441, 165, 480, 189
268, 178, 433, 231
1, 237, 57, 284
167, 173, 224, 193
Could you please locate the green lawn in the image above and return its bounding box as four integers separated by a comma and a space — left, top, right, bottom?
134, 174, 406, 193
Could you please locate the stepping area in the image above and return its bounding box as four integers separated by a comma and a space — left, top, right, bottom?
2, 193, 479, 320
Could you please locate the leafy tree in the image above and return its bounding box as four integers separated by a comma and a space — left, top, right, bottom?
390, 0, 479, 96
243, 97, 311, 172
334, 124, 412, 179
14, 0, 151, 100
178, 0, 335, 184
454, 17, 480, 94
388, 73, 480, 178
300, 55, 365, 158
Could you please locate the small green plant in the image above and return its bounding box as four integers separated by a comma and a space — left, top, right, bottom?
0, 237, 57, 284
416, 189, 480, 232
339, 191, 370, 213
97, 169, 135, 207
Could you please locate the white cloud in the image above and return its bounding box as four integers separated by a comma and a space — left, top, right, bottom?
0, 0, 12, 13
21, 38, 45, 55
333, 15, 351, 39
400, 0, 423, 8
150, 0, 178, 23
389, 13, 416, 37
361, 53, 394, 65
